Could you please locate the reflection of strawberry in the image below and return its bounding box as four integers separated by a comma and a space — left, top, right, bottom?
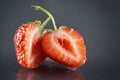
16, 67, 84, 80
14, 22, 46, 68
42, 27, 86, 67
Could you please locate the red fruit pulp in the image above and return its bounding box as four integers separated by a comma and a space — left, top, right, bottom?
14, 23, 46, 68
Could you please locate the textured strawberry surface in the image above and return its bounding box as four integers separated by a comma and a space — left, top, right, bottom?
14, 23, 46, 68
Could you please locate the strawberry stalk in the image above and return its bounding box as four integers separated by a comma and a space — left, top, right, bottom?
40, 17, 51, 31
31, 5, 57, 30
34, 17, 51, 31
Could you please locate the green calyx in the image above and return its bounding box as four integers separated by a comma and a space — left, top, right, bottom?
32, 5, 58, 31
43, 29, 53, 34
34, 20, 41, 27
59, 26, 67, 29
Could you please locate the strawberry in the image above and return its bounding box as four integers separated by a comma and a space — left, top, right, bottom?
14, 22, 46, 68
42, 27, 86, 67
32, 5, 87, 68
14, 5, 87, 68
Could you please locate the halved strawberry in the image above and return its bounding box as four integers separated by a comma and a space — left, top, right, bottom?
42, 27, 86, 67
14, 22, 46, 68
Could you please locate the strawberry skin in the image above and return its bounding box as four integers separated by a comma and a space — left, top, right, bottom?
14, 22, 46, 68
42, 27, 86, 67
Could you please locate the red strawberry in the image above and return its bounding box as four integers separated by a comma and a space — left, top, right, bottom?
14, 5, 87, 68
42, 27, 86, 67
14, 22, 46, 68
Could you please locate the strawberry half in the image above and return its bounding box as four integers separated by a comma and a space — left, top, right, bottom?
42, 27, 86, 67
14, 22, 46, 68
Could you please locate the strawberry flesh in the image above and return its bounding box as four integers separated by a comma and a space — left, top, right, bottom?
14, 22, 46, 68
42, 27, 86, 67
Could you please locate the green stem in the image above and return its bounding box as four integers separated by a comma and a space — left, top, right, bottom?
32, 5, 57, 30
39, 17, 51, 31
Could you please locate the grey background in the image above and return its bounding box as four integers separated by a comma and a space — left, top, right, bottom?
0, 0, 120, 80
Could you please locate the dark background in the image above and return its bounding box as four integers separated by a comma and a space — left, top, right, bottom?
0, 0, 120, 80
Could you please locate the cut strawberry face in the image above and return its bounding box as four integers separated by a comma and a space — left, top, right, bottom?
42, 27, 86, 67
14, 22, 46, 68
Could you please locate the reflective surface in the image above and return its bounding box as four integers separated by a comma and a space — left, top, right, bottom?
0, 0, 120, 80
0, 58, 119, 80
16, 65, 84, 80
